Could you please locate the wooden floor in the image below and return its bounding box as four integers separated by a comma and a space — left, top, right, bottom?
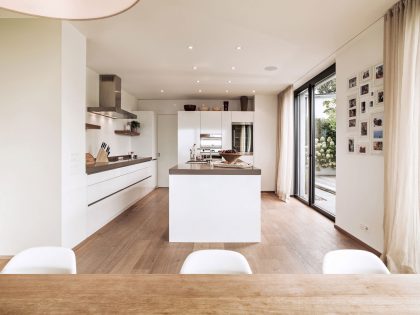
71, 188, 365, 274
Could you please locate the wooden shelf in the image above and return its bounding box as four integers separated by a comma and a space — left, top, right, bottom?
86, 123, 101, 130
114, 130, 140, 136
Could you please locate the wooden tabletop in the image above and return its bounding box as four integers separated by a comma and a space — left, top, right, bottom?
1, 274, 420, 314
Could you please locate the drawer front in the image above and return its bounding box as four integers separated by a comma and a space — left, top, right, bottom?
87, 167, 152, 205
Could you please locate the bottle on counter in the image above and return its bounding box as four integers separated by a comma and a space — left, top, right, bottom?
190, 144, 197, 161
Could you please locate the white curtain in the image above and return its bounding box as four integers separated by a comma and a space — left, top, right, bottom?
276, 86, 294, 202
383, 0, 420, 273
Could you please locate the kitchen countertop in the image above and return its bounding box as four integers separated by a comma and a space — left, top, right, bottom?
169, 163, 261, 175
86, 157, 153, 175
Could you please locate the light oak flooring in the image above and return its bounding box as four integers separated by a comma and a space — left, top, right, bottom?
0, 188, 366, 273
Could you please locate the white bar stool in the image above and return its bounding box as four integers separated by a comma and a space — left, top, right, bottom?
1, 246, 77, 274
180, 250, 252, 274
322, 249, 390, 274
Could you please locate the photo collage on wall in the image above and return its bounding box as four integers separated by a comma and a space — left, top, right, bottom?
346, 63, 384, 155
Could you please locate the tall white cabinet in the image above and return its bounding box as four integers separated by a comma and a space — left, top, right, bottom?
178, 111, 201, 163
200, 112, 221, 134
222, 112, 232, 150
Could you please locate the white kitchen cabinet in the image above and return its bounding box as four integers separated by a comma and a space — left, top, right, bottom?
231, 111, 254, 123
221, 111, 232, 150
200, 112, 221, 135
178, 111, 200, 163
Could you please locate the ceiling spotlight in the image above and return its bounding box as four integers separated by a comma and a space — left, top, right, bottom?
0, 0, 139, 20
264, 65, 278, 71
160, 89, 164, 93
236, 46, 242, 50
252, 90, 256, 93
188, 45, 194, 50
231, 66, 236, 70
225, 90, 229, 93
198, 89, 202, 93
196, 80, 200, 83
227, 80, 232, 84
193, 66, 198, 70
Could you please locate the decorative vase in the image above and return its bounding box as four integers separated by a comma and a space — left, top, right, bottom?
223, 101, 229, 111
240, 96, 248, 111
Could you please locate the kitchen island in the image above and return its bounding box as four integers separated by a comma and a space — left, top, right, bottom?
169, 163, 261, 242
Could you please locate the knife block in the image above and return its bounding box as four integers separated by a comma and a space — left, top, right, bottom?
96, 148, 109, 163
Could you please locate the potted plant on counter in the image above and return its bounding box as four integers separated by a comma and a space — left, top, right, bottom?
130, 120, 140, 132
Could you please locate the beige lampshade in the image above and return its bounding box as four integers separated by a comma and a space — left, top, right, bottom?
0, 0, 139, 20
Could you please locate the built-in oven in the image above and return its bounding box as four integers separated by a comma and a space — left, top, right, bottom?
232, 123, 253, 154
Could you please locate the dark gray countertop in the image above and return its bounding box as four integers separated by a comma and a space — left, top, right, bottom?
86, 157, 153, 175
169, 163, 261, 175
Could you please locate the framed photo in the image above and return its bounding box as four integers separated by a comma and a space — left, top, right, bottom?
356, 142, 369, 155
348, 118, 357, 131
360, 99, 368, 114
372, 140, 384, 155
360, 67, 373, 82
360, 119, 369, 138
373, 129, 384, 139
360, 82, 370, 97
374, 63, 384, 86
368, 98, 374, 110
349, 108, 357, 118
348, 94, 357, 109
348, 137, 355, 153
371, 112, 384, 129
348, 75, 358, 90
374, 88, 384, 106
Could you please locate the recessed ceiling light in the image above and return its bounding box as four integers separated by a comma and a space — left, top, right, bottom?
225, 90, 229, 93
236, 46, 242, 50
196, 80, 200, 83
264, 65, 278, 71
188, 45, 193, 50
231, 66, 236, 70
192, 66, 198, 70
198, 89, 202, 93
160, 89, 164, 93
252, 90, 256, 93
227, 80, 232, 84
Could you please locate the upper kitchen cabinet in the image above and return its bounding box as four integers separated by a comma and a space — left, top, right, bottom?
231, 111, 254, 123
200, 112, 221, 135
178, 111, 200, 163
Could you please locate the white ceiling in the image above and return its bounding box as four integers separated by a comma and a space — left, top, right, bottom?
72, 0, 396, 100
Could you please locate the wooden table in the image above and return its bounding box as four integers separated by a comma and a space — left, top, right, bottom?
1, 274, 420, 314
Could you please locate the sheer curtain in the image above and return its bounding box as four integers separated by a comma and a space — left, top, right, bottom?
276, 86, 294, 202
383, 0, 420, 273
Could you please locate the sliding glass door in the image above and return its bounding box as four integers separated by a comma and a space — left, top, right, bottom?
294, 65, 336, 220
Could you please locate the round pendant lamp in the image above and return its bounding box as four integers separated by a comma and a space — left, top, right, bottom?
0, 0, 139, 20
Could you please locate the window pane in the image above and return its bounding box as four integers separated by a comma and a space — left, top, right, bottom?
314, 75, 336, 215
297, 89, 309, 201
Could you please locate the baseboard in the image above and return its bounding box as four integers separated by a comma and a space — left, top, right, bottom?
334, 224, 381, 257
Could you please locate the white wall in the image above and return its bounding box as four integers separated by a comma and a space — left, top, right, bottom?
0, 19, 62, 254
61, 22, 87, 248
335, 19, 384, 252
131, 111, 157, 159
85, 67, 137, 156
137, 99, 254, 114
254, 95, 278, 191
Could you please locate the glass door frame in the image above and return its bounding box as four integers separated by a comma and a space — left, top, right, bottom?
293, 64, 336, 221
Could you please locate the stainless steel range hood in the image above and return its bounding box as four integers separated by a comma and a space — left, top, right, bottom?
87, 74, 137, 119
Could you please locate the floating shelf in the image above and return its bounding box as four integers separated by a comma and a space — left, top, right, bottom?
85, 123, 101, 130
114, 130, 140, 136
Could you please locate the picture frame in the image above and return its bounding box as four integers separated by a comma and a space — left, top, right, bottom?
356, 141, 369, 155
347, 75, 358, 90
371, 111, 384, 129
348, 94, 357, 109
348, 118, 357, 131
349, 107, 357, 118
374, 87, 384, 106
360, 119, 369, 138
360, 66, 373, 83
372, 140, 384, 155
359, 82, 370, 97
374, 63, 384, 86
373, 129, 384, 140
348, 137, 355, 154
359, 99, 368, 115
